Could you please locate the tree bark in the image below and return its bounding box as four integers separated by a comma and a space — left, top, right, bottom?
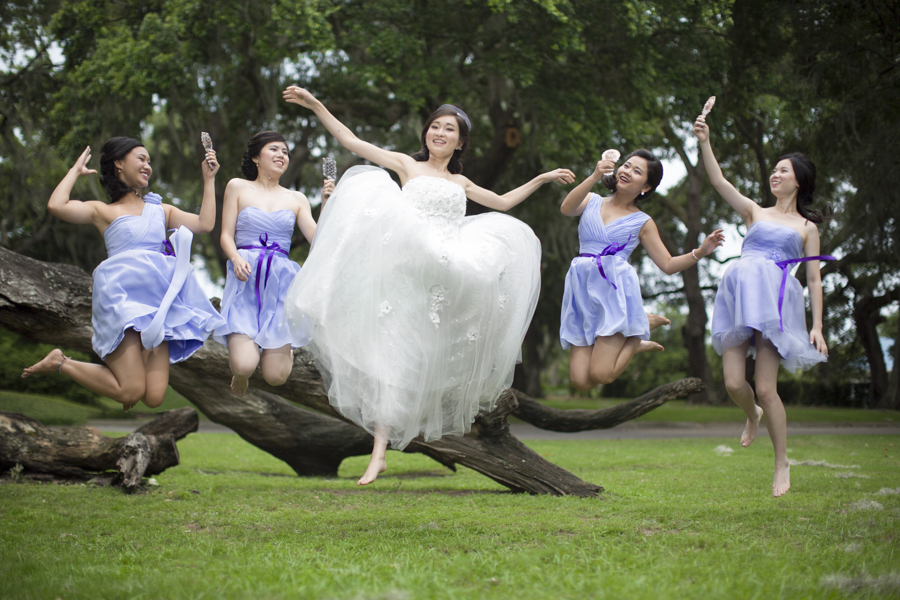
0, 246, 698, 497
0, 407, 197, 490
511, 378, 705, 431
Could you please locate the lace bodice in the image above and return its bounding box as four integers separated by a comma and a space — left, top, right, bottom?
402, 176, 466, 240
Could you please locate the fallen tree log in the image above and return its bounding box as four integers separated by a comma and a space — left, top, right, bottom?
510, 378, 706, 432
0, 407, 198, 490
0, 247, 702, 497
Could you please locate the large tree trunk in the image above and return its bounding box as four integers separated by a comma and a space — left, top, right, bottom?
0, 407, 197, 490
0, 247, 701, 496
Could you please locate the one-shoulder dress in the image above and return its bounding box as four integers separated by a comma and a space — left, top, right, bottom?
711, 220, 827, 372
283, 166, 541, 450
559, 193, 652, 349
91, 193, 225, 363
213, 207, 308, 349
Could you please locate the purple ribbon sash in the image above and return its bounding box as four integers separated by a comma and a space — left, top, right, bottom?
161, 240, 175, 256
774, 255, 835, 331
578, 235, 632, 290
238, 232, 289, 326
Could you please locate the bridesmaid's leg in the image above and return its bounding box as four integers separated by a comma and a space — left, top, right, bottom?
141, 341, 170, 408
754, 334, 790, 497
589, 334, 662, 385
358, 426, 389, 486
259, 344, 293, 386
22, 330, 147, 410
722, 340, 764, 447
647, 313, 671, 331
227, 334, 260, 397
569, 346, 595, 392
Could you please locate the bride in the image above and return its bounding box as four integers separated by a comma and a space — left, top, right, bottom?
282, 86, 574, 485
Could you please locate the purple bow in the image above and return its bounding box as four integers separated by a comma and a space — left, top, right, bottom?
774, 255, 835, 331
578, 235, 632, 290
238, 233, 289, 326
161, 240, 175, 256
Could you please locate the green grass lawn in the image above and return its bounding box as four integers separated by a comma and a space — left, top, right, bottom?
4, 388, 899, 428
536, 397, 900, 425
2, 433, 898, 599
0, 387, 202, 425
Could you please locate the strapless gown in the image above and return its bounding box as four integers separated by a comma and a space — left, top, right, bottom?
213, 207, 308, 349
91, 193, 225, 363
559, 194, 652, 348
283, 166, 541, 449
711, 220, 827, 372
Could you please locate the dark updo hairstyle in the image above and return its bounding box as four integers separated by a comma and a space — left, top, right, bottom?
242, 131, 290, 180
99, 136, 145, 202
602, 149, 664, 202
775, 152, 826, 224
410, 105, 470, 175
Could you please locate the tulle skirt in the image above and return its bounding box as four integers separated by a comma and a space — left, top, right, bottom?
283, 167, 540, 449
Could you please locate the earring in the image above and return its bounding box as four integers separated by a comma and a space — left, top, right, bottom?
640, 192, 645, 197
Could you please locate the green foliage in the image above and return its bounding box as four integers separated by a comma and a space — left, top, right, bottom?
1, 433, 899, 599
0, 389, 109, 424
0, 328, 100, 405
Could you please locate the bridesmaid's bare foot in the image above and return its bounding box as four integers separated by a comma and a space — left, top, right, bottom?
773, 461, 791, 497
647, 313, 671, 331
635, 340, 664, 354
741, 405, 764, 447
22, 349, 66, 378
357, 456, 387, 486
231, 376, 249, 397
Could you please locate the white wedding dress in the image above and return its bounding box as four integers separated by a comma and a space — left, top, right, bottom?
284, 166, 540, 449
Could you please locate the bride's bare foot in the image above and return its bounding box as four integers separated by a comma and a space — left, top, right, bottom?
647, 313, 670, 331
230, 375, 249, 397
357, 456, 387, 486
22, 349, 67, 378
635, 340, 664, 354
773, 461, 790, 497
741, 405, 764, 447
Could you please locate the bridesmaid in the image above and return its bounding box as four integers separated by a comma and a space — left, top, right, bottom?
560, 150, 724, 390
214, 131, 333, 396
694, 114, 832, 497
23, 138, 225, 410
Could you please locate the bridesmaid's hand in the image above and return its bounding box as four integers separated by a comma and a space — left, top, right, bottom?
283, 86, 319, 110
71, 146, 98, 177
594, 159, 616, 178
699, 229, 725, 256
323, 178, 335, 200
233, 256, 252, 282
202, 150, 219, 178
693, 115, 710, 142
810, 327, 828, 356
542, 168, 576, 185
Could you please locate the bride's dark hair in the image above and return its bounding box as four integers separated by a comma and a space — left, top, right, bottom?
602, 149, 664, 202
99, 136, 145, 202
242, 131, 290, 180
411, 106, 470, 174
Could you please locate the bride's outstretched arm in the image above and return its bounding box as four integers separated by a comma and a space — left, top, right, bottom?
283, 86, 414, 179
464, 168, 576, 212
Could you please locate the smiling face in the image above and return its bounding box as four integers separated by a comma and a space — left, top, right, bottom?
425, 115, 463, 158
615, 156, 652, 197
255, 141, 290, 177
114, 146, 152, 190
770, 159, 799, 197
